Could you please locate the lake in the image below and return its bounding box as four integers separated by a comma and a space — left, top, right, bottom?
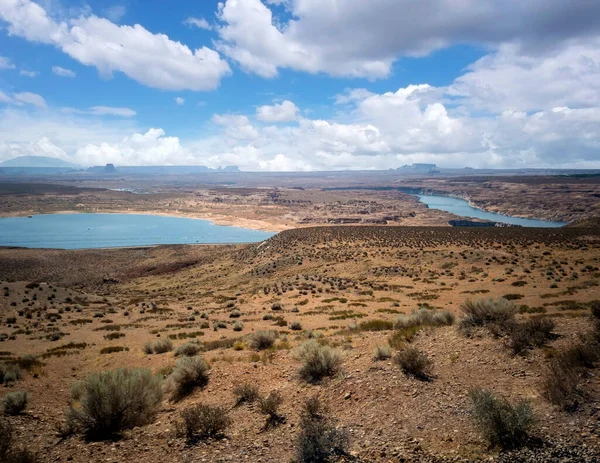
0, 213, 275, 249
417, 194, 566, 228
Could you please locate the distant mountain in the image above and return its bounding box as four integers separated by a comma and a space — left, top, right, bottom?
0, 156, 81, 168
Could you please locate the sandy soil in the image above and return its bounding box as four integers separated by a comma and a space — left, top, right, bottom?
1, 226, 599, 462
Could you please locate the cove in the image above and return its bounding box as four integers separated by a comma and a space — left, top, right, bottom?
416, 194, 566, 228
0, 213, 275, 249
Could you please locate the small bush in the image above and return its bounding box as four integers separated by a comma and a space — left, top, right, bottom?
296, 340, 343, 383
175, 342, 201, 357
469, 388, 535, 449
541, 339, 599, 410
508, 317, 556, 355
372, 345, 392, 361
259, 391, 285, 428
459, 298, 516, 332
295, 397, 349, 463
393, 347, 433, 380
394, 309, 455, 330
176, 404, 231, 443
2, 391, 28, 415
359, 319, 394, 331
143, 342, 154, 354
232, 321, 244, 332
541, 358, 581, 410
250, 330, 277, 350
153, 339, 173, 354
0, 364, 21, 385
229, 309, 241, 318
388, 326, 421, 348
169, 356, 210, 401
233, 382, 260, 405
67, 368, 162, 439
290, 321, 303, 331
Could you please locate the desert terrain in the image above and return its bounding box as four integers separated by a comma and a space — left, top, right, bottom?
1, 223, 600, 462
0, 172, 599, 230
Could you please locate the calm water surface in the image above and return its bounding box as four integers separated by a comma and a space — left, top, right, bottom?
0, 213, 274, 249
417, 195, 566, 228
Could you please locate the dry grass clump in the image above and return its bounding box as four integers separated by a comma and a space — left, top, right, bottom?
176, 404, 231, 443
458, 298, 517, 333
507, 317, 556, 355
296, 340, 343, 383
393, 347, 433, 381
174, 342, 201, 357
0, 364, 21, 386
259, 391, 285, 429
0, 418, 38, 462
359, 319, 394, 331
233, 382, 260, 405
394, 309, 455, 330
469, 388, 535, 449
250, 330, 278, 350
67, 368, 162, 439
290, 321, 303, 331
232, 321, 244, 332
372, 345, 392, 361
152, 339, 173, 354
541, 315, 600, 410
2, 391, 28, 415
295, 396, 349, 463
168, 356, 210, 402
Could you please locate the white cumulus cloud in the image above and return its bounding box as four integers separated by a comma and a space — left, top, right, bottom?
52, 65, 75, 77
0, 0, 231, 91
183, 17, 212, 30
256, 100, 298, 122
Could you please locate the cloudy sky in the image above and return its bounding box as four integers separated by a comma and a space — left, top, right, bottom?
0, 0, 599, 170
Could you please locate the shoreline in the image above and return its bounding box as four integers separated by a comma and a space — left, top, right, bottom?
0, 209, 290, 233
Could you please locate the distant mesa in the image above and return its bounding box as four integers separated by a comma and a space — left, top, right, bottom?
86, 164, 240, 174
0, 155, 80, 169
397, 163, 440, 173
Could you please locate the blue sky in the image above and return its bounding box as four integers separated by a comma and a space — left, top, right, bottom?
0, 0, 599, 170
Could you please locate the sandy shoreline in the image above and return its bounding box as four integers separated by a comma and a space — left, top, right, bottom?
0, 209, 290, 233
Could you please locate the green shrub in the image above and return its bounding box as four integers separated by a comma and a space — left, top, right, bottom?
233, 382, 260, 405
67, 368, 162, 439
2, 391, 28, 415
250, 330, 277, 350
295, 397, 349, 463
393, 347, 433, 380
296, 340, 343, 383
176, 404, 231, 443
469, 388, 535, 449
394, 309, 454, 329
152, 339, 173, 354
0, 364, 21, 385
174, 342, 201, 357
459, 298, 516, 332
372, 345, 392, 361
169, 356, 210, 401
259, 391, 285, 429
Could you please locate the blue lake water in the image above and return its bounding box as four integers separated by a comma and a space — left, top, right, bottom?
0, 214, 275, 249
417, 194, 566, 228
